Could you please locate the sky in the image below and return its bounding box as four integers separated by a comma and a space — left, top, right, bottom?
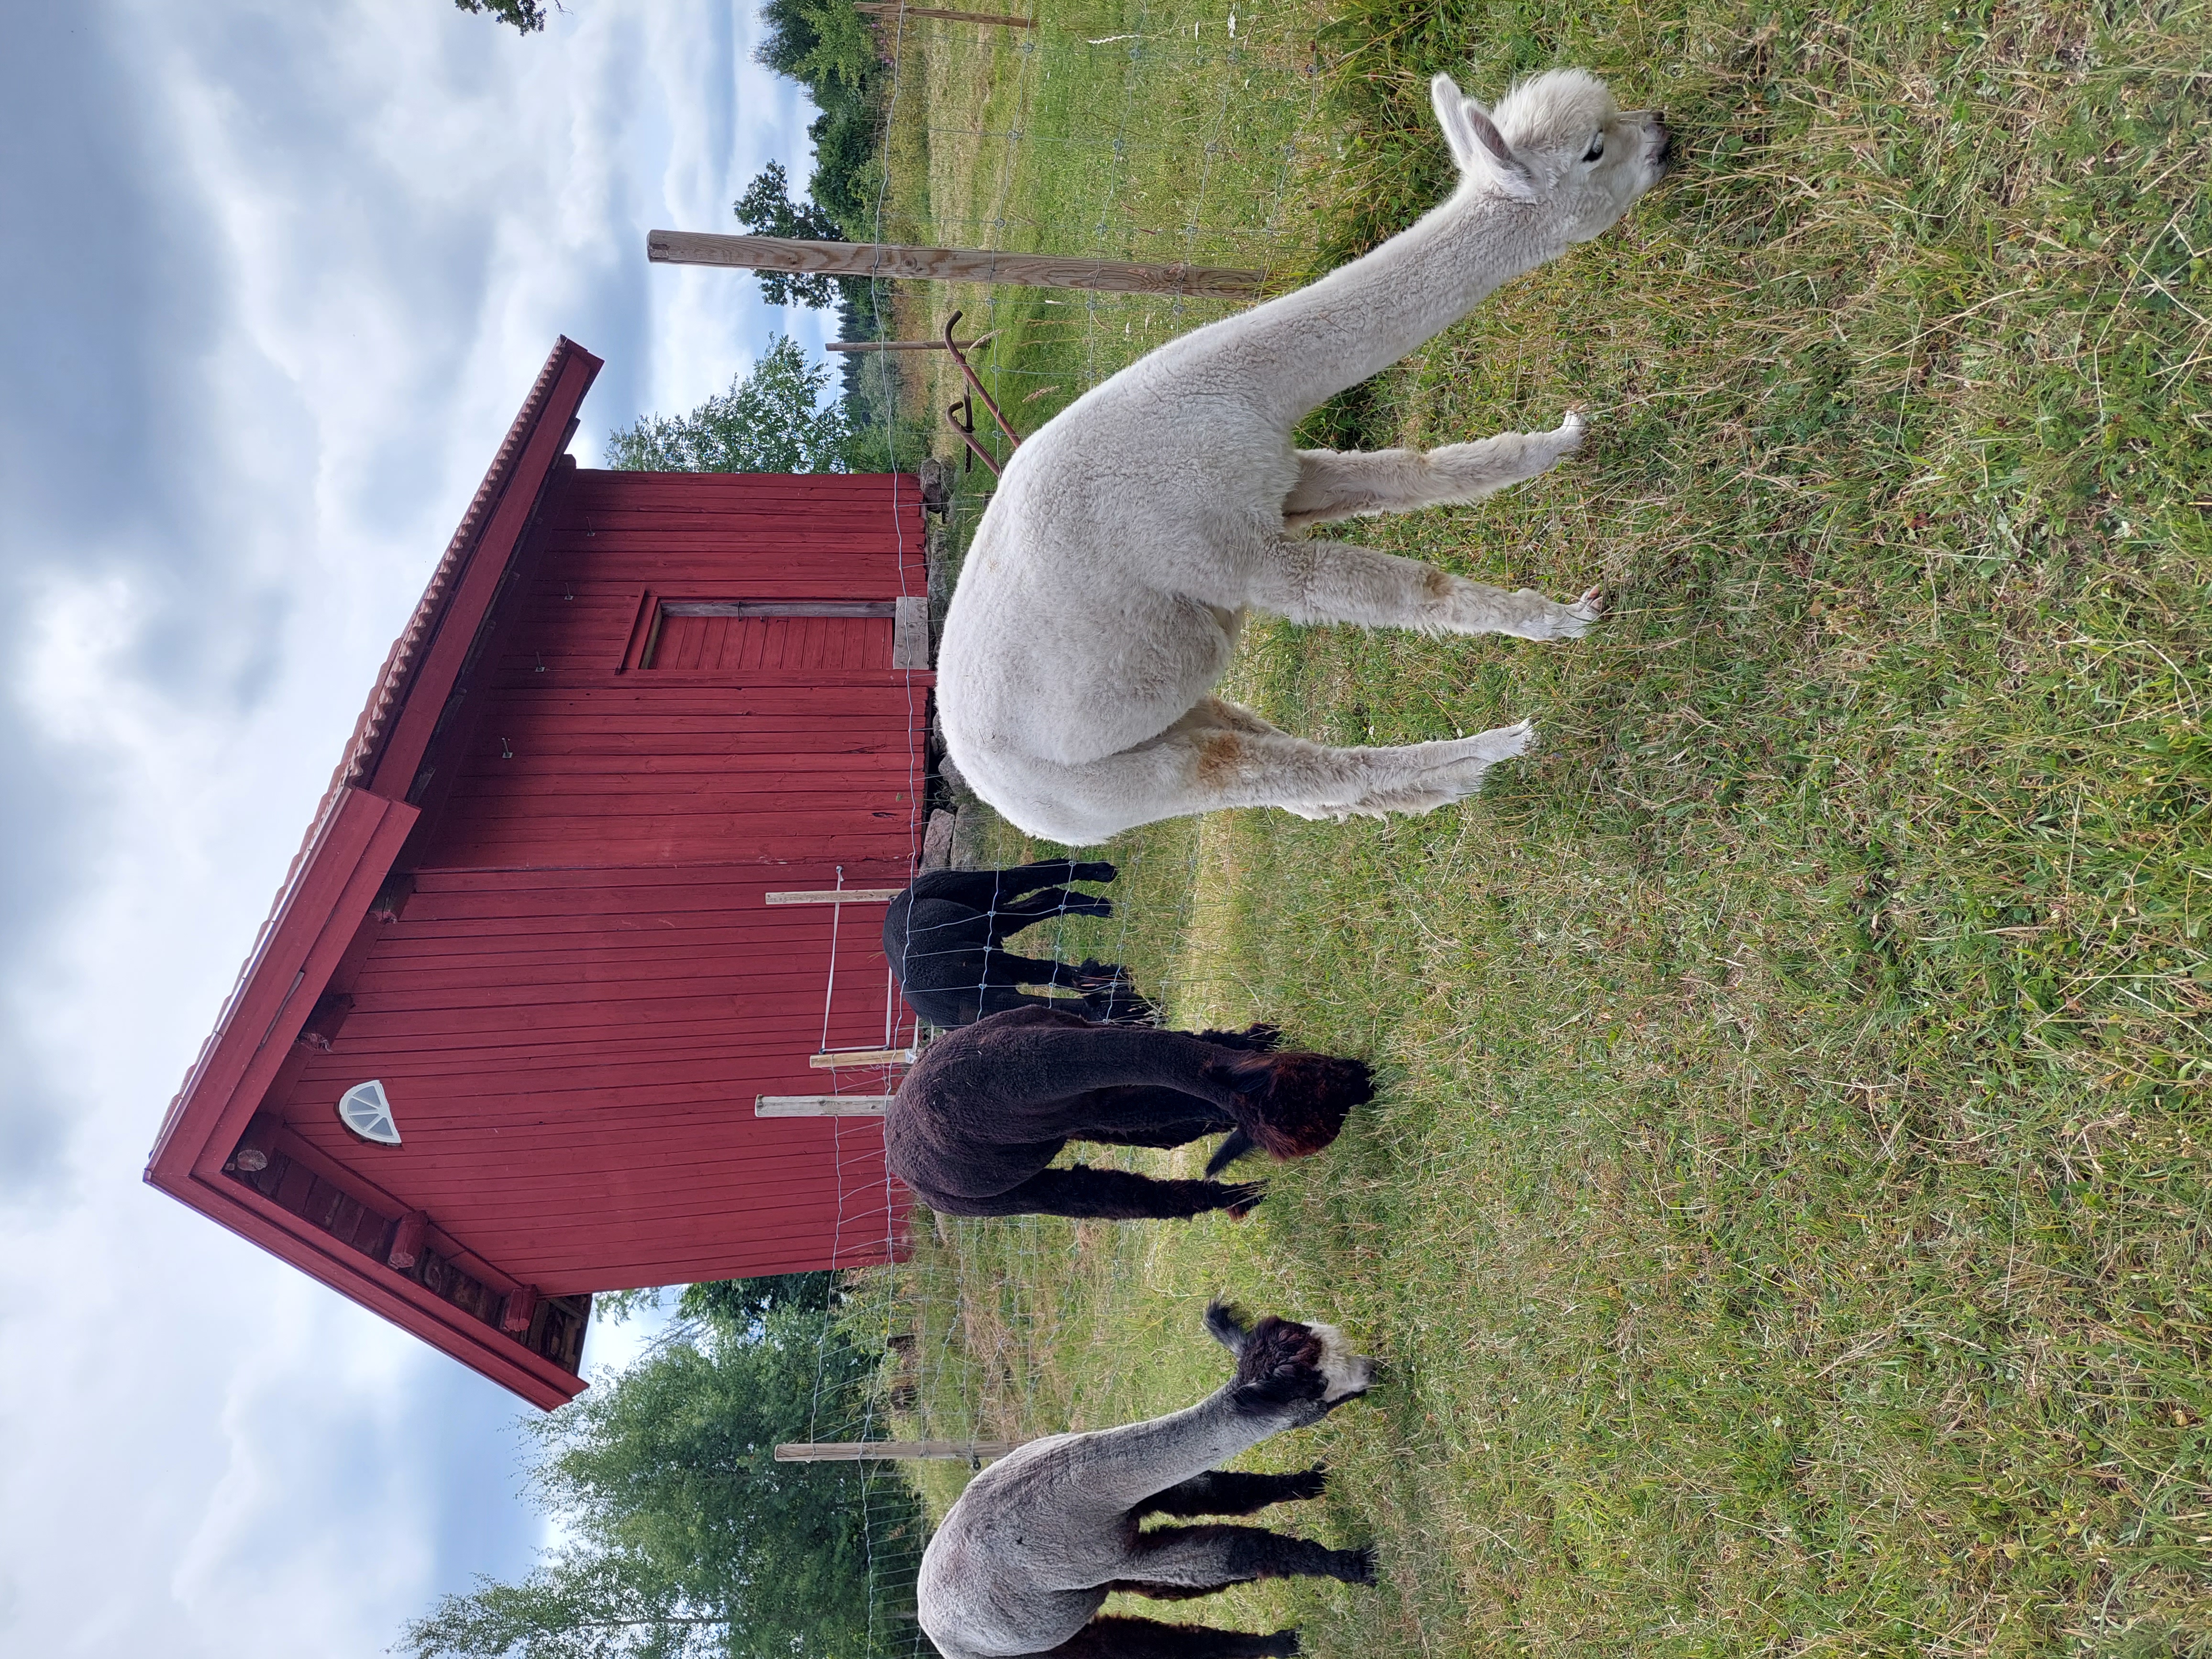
0, 0, 821, 1650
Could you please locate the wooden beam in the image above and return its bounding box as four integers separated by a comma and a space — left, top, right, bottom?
809, 1048, 918, 1069
663, 600, 898, 619
764, 889, 903, 906
826, 335, 992, 353
775, 1440, 1018, 1461
893, 596, 930, 670
230, 1114, 280, 1175
649, 232, 1266, 299
853, 3, 1034, 27
501, 1284, 539, 1335
387, 1210, 429, 1271
756, 1095, 894, 1117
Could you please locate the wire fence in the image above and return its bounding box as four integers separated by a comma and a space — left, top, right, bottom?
704, 6, 1338, 1652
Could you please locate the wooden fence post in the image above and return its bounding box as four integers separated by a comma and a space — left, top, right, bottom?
649, 232, 1266, 299
855, 3, 1036, 26
775, 1440, 1018, 1461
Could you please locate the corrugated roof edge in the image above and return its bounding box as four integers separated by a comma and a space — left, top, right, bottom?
148, 338, 599, 1167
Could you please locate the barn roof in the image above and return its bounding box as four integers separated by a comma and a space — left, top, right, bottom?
145, 337, 605, 1406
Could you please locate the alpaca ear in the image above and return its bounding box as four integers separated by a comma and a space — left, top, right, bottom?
1429, 74, 1537, 200
1205, 1300, 1252, 1355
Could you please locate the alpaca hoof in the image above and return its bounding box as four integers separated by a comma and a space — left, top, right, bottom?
1567, 584, 1604, 622
1285, 1465, 1330, 1502
1459, 719, 1535, 763
1075, 861, 1117, 883
1340, 1544, 1379, 1586
1261, 1630, 1301, 1658
1520, 586, 1600, 641
1557, 409, 1587, 447
1224, 1182, 1266, 1218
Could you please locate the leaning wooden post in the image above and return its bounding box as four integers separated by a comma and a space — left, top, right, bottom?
776, 1440, 1018, 1461
854, 3, 1035, 26
648, 232, 1266, 299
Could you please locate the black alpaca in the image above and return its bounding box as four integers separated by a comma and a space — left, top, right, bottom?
885, 860, 1154, 1028
885, 1006, 1374, 1220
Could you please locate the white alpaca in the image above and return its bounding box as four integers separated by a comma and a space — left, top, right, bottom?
935, 70, 1670, 844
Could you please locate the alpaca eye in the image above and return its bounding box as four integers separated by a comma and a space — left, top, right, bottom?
1583, 134, 1605, 162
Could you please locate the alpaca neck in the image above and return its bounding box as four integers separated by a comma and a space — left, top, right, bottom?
1077, 1386, 1305, 1503
1178, 187, 1564, 431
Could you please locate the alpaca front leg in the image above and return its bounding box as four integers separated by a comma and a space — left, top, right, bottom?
1039, 1616, 1300, 1659
1125, 1524, 1375, 1591
1139, 1467, 1329, 1518
1283, 412, 1585, 528
1249, 535, 1601, 641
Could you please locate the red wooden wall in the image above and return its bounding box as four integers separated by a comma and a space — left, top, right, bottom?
246, 469, 927, 1295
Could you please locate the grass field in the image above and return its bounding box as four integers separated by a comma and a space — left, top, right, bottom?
868, 2, 2212, 1653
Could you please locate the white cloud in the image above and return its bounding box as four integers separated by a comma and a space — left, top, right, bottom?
0, 2, 833, 1653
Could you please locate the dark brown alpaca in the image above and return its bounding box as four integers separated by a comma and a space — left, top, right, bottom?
885, 1006, 1374, 1220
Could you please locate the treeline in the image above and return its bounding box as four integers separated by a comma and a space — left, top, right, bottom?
400, 1274, 922, 1659
741, 0, 913, 453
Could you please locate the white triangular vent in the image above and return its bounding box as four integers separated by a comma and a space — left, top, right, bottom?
337, 1080, 401, 1146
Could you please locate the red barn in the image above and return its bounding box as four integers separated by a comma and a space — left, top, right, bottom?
147, 339, 930, 1408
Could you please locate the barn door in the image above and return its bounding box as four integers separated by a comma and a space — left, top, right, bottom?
626, 597, 928, 673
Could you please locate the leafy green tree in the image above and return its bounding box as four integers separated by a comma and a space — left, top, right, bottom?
679, 1271, 842, 1333
604, 337, 852, 473
733, 163, 848, 310
398, 1306, 917, 1659
453, 0, 550, 33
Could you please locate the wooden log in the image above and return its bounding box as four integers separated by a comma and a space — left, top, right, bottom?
774, 1440, 1018, 1461
764, 889, 903, 905
648, 232, 1266, 299
756, 1095, 894, 1117
809, 1048, 918, 1069
853, 3, 1034, 26
230, 1114, 280, 1175
387, 1210, 429, 1271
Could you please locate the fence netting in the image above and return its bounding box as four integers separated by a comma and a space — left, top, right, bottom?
789, 5, 1333, 1652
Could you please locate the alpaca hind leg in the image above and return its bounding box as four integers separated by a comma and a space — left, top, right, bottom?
1039, 1616, 1299, 1659
1125, 1524, 1375, 1590
1139, 1468, 1329, 1518
1065, 722, 1537, 830
1062, 1085, 1235, 1149
1283, 414, 1585, 528
1247, 535, 1600, 641
973, 1166, 1265, 1221
984, 948, 1102, 989
989, 889, 1114, 936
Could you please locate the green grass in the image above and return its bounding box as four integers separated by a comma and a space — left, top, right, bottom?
877, 0, 1336, 470
873, 1, 2212, 1653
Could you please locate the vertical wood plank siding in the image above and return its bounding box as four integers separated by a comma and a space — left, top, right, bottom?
268, 469, 927, 1298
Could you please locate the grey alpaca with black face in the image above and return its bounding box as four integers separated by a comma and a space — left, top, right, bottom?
917, 1305, 1380, 1659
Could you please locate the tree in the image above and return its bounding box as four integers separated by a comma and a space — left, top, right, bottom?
603, 337, 852, 474
679, 1272, 842, 1334
398, 1306, 917, 1659
733, 163, 849, 310
453, 0, 551, 33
